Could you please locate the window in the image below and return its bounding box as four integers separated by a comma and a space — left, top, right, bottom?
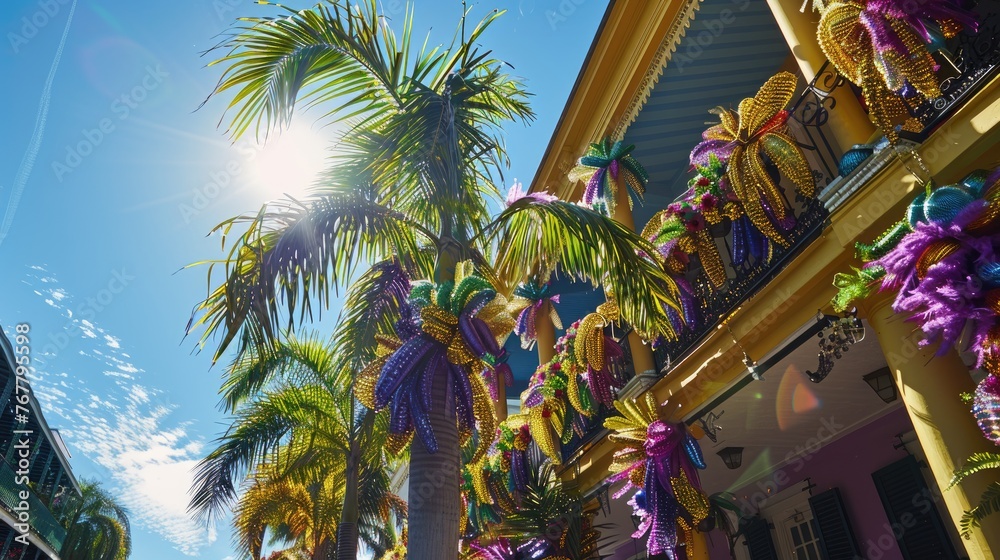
784, 516, 822, 560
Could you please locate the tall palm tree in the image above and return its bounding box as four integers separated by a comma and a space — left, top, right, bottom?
58, 479, 131, 560
189, 334, 404, 559
189, 2, 686, 557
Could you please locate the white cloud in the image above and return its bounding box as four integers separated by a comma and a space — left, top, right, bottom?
22, 267, 215, 556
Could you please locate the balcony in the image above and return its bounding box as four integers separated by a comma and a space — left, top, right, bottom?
555, 0, 1000, 465
0, 459, 66, 554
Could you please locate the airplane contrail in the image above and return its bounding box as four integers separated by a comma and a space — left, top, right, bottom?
0, 0, 79, 247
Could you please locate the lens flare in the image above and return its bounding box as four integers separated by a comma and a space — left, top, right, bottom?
777, 365, 821, 431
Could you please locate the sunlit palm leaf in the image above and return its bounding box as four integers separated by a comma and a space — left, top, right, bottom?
487, 197, 685, 340
221, 331, 343, 413
206, 0, 414, 139
188, 187, 431, 363
961, 481, 1000, 538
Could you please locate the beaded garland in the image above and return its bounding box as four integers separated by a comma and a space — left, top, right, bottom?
354, 262, 515, 462
814, 0, 978, 143
689, 72, 816, 246
604, 393, 709, 558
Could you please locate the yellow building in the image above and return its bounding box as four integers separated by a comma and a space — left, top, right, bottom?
518, 1, 1000, 558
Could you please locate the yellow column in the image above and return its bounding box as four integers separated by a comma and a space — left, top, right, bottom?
765, 0, 877, 150
687, 530, 710, 560
864, 295, 1000, 559
494, 375, 508, 422
536, 301, 557, 365
612, 184, 658, 377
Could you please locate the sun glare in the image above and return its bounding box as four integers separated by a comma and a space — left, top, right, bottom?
248, 121, 330, 200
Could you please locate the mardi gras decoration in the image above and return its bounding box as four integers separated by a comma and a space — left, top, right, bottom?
522, 312, 629, 463
690, 72, 816, 245
509, 280, 562, 350
484, 414, 535, 495
568, 137, 649, 217
814, 0, 978, 142
575, 301, 629, 407
605, 393, 709, 559
466, 463, 601, 560
973, 374, 1000, 446
833, 168, 1000, 374
355, 262, 515, 461
522, 341, 589, 464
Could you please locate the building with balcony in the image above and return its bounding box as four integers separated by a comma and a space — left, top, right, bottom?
497, 1, 1000, 559
0, 328, 81, 560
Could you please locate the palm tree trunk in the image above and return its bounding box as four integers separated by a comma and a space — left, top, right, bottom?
314, 536, 335, 560
336, 408, 374, 560
335, 441, 360, 560
406, 374, 461, 559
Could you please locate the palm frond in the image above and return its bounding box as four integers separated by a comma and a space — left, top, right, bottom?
332, 258, 418, 374
58, 479, 131, 560
221, 331, 342, 413
486, 197, 685, 339
205, 0, 412, 139
961, 481, 1000, 538
950, 452, 1000, 488
190, 384, 346, 522
188, 187, 431, 363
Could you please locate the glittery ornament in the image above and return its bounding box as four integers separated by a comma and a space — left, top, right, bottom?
833, 168, 1000, 370
509, 279, 562, 350
370, 263, 513, 461
973, 375, 1000, 445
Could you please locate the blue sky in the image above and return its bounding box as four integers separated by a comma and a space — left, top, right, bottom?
0, 0, 606, 558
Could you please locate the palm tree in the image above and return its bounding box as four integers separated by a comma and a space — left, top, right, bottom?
189, 334, 404, 559
233, 450, 402, 559
189, 2, 686, 557
58, 478, 131, 560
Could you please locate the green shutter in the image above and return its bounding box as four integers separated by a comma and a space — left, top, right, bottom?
871, 455, 958, 560
809, 488, 861, 559
742, 516, 779, 560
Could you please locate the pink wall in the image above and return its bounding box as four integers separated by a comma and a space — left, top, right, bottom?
707, 407, 915, 560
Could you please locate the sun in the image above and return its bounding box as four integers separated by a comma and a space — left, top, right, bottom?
247, 121, 330, 200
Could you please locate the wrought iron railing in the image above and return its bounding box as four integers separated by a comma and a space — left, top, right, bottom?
0, 459, 66, 553
913, 0, 1000, 131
